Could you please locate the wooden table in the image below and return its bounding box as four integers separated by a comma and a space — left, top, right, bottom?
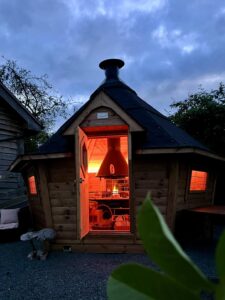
188, 205, 225, 240
189, 205, 225, 215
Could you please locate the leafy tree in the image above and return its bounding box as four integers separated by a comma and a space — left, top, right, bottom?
0, 58, 71, 151
169, 83, 225, 156
0, 58, 68, 132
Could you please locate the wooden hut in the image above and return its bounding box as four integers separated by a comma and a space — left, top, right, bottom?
0, 81, 41, 207
11, 59, 225, 252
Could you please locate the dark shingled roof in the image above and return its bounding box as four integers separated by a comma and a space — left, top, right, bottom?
38, 75, 208, 154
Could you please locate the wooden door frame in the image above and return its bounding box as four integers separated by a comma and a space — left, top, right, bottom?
89, 130, 133, 236
75, 126, 89, 240
128, 131, 135, 236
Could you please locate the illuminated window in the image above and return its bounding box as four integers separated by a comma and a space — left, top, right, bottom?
190, 170, 208, 191
28, 176, 37, 195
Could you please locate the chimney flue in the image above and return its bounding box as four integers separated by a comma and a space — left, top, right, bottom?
99, 59, 124, 81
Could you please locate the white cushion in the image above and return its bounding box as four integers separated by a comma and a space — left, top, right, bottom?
0, 222, 19, 230
0, 208, 20, 224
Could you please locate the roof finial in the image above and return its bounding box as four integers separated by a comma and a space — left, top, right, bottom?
99, 59, 124, 81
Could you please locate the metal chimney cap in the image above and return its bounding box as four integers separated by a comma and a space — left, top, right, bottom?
99, 59, 124, 70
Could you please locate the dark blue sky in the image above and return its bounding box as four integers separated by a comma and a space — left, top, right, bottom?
1, 0, 225, 129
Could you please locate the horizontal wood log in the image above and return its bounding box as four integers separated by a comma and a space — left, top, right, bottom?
136, 197, 168, 205
134, 179, 168, 189
56, 231, 76, 240
54, 224, 76, 231
135, 188, 168, 198
53, 215, 76, 224
51, 207, 76, 216
48, 182, 74, 191
49, 190, 75, 198
134, 172, 168, 180
50, 198, 76, 207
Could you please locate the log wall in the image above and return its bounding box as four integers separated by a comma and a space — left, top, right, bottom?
47, 158, 77, 242
24, 167, 45, 229
176, 156, 216, 211
26, 153, 217, 253
133, 155, 169, 217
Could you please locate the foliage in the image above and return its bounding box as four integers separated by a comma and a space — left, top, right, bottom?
169, 83, 225, 156
0, 58, 68, 131
24, 131, 50, 153
107, 194, 225, 299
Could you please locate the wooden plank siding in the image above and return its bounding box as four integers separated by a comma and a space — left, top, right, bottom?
133, 156, 169, 216
81, 106, 126, 128
25, 168, 46, 229
176, 156, 216, 211
0, 100, 27, 206
47, 158, 77, 242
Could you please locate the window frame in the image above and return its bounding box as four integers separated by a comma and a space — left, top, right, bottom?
28, 175, 38, 196
189, 169, 208, 193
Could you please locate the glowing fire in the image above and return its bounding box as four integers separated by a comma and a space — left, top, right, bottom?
112, 185, 119, 195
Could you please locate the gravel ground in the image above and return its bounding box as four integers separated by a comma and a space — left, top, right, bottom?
0, 240, 218, 300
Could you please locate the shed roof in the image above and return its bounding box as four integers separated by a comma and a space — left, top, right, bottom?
38, 76, 208, 154
0, 81, 42, 133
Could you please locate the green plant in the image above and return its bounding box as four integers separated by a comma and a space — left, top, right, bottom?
169, 83, 225, 156
107, 194, 225, 299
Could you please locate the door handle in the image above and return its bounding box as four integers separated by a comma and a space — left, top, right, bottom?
79, 178, 85, 183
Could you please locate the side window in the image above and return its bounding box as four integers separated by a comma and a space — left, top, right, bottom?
189, 170, 208, 192
28, 175, 37, 195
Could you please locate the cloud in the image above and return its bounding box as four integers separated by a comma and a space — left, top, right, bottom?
0, 0, 225, 130
63, 0, 167, 19
152, 25, 199, 54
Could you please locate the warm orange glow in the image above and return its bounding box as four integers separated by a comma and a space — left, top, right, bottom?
87, 135, 130, 232
88, 136, 128, 173
28, 176, 37, 195
88, 162, 101, 173
112, 185, 119, 195
190, 170, 208, 191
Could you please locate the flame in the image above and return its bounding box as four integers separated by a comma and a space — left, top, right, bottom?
112, 185, 119, 194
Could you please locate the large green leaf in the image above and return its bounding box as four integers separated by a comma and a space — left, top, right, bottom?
138, 194, 214, 292
215, 231, 225, 300
107, 263, 200, 300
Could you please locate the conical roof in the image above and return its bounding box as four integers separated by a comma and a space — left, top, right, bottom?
38, 59, 208, 154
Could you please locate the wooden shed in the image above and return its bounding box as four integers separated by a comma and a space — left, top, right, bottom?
11, 59, 225, 252
0, 81, 41, 208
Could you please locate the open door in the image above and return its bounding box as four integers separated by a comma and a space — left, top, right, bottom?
76, 127, 89, 239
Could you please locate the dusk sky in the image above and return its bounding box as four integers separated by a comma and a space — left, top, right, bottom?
1, 0, 225, 129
